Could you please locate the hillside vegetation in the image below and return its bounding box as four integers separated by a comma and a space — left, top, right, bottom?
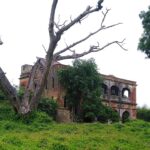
0, 100, 150, 150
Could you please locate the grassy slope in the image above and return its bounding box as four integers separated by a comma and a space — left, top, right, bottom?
0, 100, 150, 150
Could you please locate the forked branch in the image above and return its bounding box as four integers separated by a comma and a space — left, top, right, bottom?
55, 0, 104, 40
54, 9, 122, 57
56, 39, 127, 61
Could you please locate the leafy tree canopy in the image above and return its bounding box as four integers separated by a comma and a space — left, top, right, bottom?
138, 6, 150, 58
58, 59, 103, 122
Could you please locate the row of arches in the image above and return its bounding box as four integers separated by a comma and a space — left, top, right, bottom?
102, 84, 130, 98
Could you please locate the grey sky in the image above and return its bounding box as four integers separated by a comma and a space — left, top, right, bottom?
0, 0, 150, 107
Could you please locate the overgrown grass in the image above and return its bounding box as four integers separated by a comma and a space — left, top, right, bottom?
0, 100, 150, 149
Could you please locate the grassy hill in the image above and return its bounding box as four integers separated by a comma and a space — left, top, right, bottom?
0, 100, 150, 150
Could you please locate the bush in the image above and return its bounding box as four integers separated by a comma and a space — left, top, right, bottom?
83, 112, 96, 122
38, 97, 58, 119
14, 111, 53, 125
137, 106, 150, 122
97, 105, 119, 123
0, 89, 7, 100
81, 96, 102, 122
0, 101, 14, 120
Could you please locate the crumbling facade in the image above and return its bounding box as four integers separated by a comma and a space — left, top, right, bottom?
20, 58, 137, 121
101, 74, 136, 119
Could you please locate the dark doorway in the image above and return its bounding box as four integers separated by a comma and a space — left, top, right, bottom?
122, 111, 130, 123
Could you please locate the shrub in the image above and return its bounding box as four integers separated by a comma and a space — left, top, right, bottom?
35, 111, 53, 123
0, 101, 14, 120
0, 89, 7, 100
81, 95, 102, 123
97, 105, 119, 123
14, 111, 53, 125
38, 97, 58, 119
137, 106, 150, 122
83, 112, 96, 122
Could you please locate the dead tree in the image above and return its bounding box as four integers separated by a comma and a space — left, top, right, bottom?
0, 0, 126, 115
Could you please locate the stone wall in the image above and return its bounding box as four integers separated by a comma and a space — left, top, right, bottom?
56, 108, 72, 123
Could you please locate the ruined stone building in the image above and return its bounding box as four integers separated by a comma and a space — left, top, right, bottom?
20, 58, 137, 121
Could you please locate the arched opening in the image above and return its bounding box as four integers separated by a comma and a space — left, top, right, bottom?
111, 86, 119, 96
122, 88, 130, 98
101, 83, 108, 95
122, 111, 130, 123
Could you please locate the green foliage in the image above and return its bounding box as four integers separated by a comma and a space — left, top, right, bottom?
122, 111, 130, 123
58, 59, 102, 122
38, 97, 58, 119
98, 105, 119, 123
17, 86, 25, 99
0, 89, 7, 100
14, 111, 53, 125
138, 6, 150, 58
82, 96, 102, 122
137, 106, 150, 121
2, 136, 23, 146
51, 143, 69, 150
37, 138, 49, 148
0, 101, 14, 120
0, 103, 150, 150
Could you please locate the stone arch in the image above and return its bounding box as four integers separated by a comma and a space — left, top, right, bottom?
122, 88, 130, 98
111, 85, 119, 96
101, 83, 108, 95
122, 111, 130, 122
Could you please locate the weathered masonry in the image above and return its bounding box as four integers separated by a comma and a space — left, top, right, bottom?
20, 58, 137, 121
101, 74, 136, 119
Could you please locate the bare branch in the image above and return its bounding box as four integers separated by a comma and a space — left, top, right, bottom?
63, 41, 76, 58
70, 16, 73, 22
115, 39, 127, 51
56, 39, 127, 61
54, 22, 60, 30
54, 20, 68, 30
54, 9, 122, 57
49, 0, 58, 39
42, 44, 47, 53
101, 8, 111, 27
54, 21, 122, 57
56, 1, 104, 40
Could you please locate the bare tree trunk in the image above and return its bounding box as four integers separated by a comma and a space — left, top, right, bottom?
0, 67, 20, 112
